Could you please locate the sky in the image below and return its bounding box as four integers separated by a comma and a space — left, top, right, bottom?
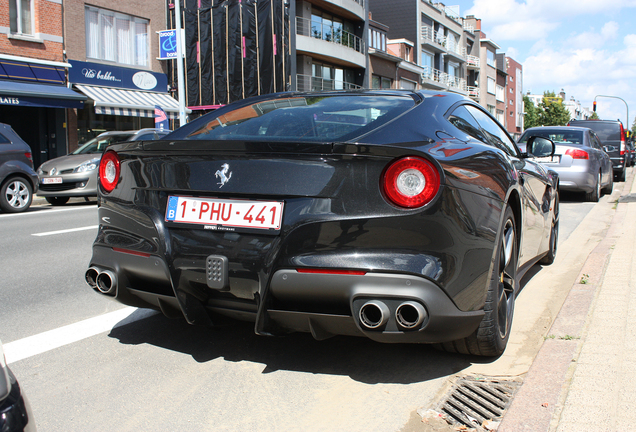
450, 0, 636, 129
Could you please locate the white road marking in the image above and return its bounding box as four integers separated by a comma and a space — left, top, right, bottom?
0, 206, 96, 219
3, 307, 158, 364
32, 225, 98, 236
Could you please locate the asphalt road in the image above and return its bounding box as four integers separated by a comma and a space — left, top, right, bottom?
0, 185, 612, 431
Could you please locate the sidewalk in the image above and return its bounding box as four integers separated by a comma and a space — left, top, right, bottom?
500, 171, 636, 432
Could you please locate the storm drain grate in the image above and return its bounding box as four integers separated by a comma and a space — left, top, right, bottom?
435, 376, 521, 431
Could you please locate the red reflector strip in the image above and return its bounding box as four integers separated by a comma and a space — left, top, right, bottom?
112, 247, 151, 258
296, 268, 367, 276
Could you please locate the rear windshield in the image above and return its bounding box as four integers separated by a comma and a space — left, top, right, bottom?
570, 122, 620, 141
172, 94, 416, 142
519, 129, 583, 145
72, 133, 135, 154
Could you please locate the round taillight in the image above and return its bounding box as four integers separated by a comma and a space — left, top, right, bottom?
382, 156, 440, 208
99, 151, 120, 193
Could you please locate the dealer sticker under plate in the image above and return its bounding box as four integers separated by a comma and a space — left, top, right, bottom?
165, 196, 284, 231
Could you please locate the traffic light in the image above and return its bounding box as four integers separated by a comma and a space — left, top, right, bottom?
593, 101, 597, 112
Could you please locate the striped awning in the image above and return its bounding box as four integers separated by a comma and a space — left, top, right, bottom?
75, 84, 186, 119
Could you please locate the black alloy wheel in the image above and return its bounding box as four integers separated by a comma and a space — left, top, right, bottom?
435, 206, 518, 357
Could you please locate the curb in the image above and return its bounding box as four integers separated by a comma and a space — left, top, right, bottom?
499, 171, 634, 432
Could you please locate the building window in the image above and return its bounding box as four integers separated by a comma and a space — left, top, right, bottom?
9, 0, 33, 35
85, 6, 149, 67
487, 77, 496, 95
487, 104, 495, 115
421, 50, 434, 75
405, 45, 412, 61
312, 8, 349, 45
369, 28, 386, 51
487, 50, 495, 67
496, 85, 505, 102
372, 75, 392, 89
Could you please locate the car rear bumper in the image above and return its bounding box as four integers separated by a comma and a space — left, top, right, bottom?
87, 245, 485, 344
0, 369, 36, 432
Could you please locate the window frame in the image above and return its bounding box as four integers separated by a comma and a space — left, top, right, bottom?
85, 6, 150, 68
9, 0, 34, 35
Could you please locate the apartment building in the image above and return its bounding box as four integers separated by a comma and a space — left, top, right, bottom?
63, 0, 174, 150
368, 0, 472, 96
506, 56, 523, 138
0, 0, 85, 167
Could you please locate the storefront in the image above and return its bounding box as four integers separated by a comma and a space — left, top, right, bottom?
0, 55, 87, 169
68, 60, 181, 150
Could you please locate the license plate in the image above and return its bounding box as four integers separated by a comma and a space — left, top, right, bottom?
42, 177, 63, 184
165, 196, 284, 231
535, 155, 560, 164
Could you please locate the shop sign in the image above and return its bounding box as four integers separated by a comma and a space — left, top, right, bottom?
68, 60, 168, 93
158, 30, 178, 60
0, 96, 20, 105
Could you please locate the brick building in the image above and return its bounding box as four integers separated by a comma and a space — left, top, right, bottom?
0, 0, 85, 168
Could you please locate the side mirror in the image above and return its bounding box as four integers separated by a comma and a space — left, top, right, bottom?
525, 136, 555, 158
604, 145, 616, 152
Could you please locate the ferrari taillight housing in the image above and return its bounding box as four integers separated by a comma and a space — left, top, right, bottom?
99, 150, 121, 193
382, 156, 441, 208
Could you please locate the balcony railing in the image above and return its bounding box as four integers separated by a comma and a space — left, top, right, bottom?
421, 26, 466, 59
468, 86, 480, 98
467, 55, 480, 68
295, 74, 361, 92
296, 16, 365, 54
463, 25, 475, 34
421, 66, 467, 93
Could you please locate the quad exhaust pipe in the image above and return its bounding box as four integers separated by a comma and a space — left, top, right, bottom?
359, 301, 390, 329
85, 267, 117, 295
358, 300, 427, 331
396, 301, 427, 329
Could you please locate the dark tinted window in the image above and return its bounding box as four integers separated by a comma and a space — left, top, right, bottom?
519, 129, 583, 146
0, 133, 10, 144
466, 106, 518, 156
570, 121, 620, 141
448, 105, 488, 143
173, 94, 416, 142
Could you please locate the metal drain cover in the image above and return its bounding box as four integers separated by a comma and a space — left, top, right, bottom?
435, 376, 521, 431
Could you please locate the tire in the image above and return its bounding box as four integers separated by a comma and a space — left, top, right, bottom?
436, 206, 517, 357
0, 176, 33, 213
585, 172, 601, 202
45, 196, 70, 206
618, 167, 626, 182
539, 194, 559, 265
602, 171, 613, 195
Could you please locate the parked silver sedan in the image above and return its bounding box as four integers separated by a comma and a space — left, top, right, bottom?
37, 128, 169, 205
518, 126, 613, 202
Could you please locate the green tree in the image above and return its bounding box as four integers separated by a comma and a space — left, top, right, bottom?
538, 91, 571, 126
523, 95, 541, 129
590, 112, 599, 120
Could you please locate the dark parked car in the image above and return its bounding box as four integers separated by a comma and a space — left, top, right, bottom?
85, 90, 559, 357
0, 123, 38, 213
37, 128, 170, 205
1, 340, 36, 432
518, 126, 613, 201
568, 119, 628, 181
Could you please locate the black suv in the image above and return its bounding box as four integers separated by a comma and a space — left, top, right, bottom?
0, 123, 39, 213
568, 119, 628, 181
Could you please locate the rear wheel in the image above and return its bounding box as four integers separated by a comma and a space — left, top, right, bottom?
585, 172, 601, 202
0, 176, 33, 213
618, 167, 626, 182
539, 194, 559, 265
602, 171, 613, 195
45, 197, 70, 206
436, 206, 517, 357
